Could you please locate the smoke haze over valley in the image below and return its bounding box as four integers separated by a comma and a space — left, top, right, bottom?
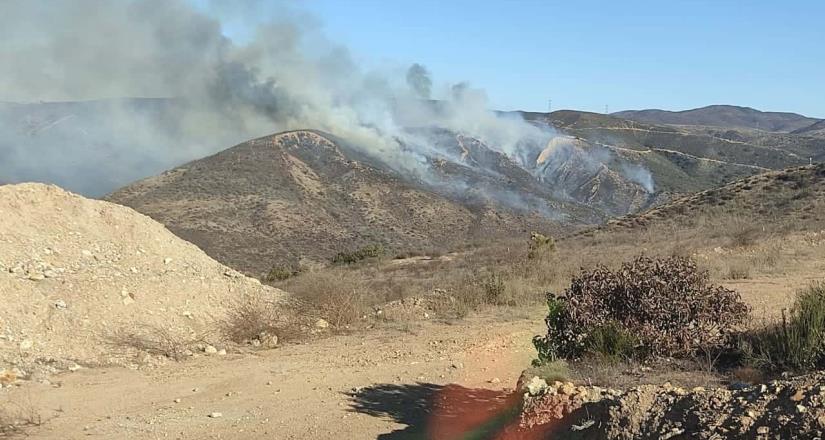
0, 0, 660, 218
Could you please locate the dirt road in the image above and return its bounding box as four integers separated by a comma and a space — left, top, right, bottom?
4, 260, 818, 439
3, 311, 545, 439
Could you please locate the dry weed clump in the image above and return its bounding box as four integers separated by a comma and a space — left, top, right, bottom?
264, 265, 299, 282
220, 295, 306, 345
533, 256, 750, 364
724, 261, 751, 280
107, 325, 210, 361
0, 397, 41, 438
435, 268, 546, 317
280, 269, 372, 328
527, 232, 555, 260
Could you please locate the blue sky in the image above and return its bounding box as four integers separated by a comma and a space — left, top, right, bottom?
197, 0, 825, 117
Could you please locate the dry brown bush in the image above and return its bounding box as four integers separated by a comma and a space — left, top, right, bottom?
220, 295, 306, 344
280, 269, 372, 328
534, 256, 750, 363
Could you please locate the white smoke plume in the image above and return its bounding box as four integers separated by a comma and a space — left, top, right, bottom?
0, 0, 553, 196
0, 0, 653, 215
620, 162, 655, 193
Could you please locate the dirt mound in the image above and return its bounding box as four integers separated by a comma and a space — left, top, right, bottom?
0, 183, 287, 375
519, 373, 825, 439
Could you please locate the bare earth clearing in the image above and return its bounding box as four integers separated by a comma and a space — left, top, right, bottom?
3, 267, 816, 439
3, 312, 544, 439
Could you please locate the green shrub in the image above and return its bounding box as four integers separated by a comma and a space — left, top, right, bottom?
533, 256, 749, 363
532, 296, 567, 365
741, 283, 825, 372
584, 322, 641, 361
332, 244, 385, 264
265, 266, 297, 282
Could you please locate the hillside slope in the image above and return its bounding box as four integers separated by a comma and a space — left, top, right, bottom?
594, 164, 825, 233
794, 119, 825, 137
0, 183, 286, 371
613, 105, 821, 132
520, 110, 824, 195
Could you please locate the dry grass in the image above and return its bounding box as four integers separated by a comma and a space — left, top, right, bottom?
269, 210, 822, 330
570, 357, 723, 389
724, 262, 751, 280
729, 365, 765, 385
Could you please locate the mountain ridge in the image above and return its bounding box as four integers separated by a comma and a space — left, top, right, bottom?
612, 104, 821, 132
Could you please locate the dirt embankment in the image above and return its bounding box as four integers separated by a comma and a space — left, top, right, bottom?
0, 183, 287, 376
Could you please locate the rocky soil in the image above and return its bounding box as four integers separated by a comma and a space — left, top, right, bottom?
518, 373, 825, 439
0, 183, 287, 378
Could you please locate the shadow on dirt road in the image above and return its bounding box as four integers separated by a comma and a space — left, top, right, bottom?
346, 382, 531, 439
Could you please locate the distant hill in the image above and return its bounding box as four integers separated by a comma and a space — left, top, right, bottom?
3, 98, 821, 201
106, 130, 601, 274
613, 105, 821, 133
793, 119, 825, 137
585, 164, 825, 235
517, 109, 821, 195
105, 112, 825, 276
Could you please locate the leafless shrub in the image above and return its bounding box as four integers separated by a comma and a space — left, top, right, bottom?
316, 288, 369, 328
0, 396, 42, 437
281, 269, 371, 328
220, 295, 306, 344
728, 224, 761, 248
107, 324, 209, 361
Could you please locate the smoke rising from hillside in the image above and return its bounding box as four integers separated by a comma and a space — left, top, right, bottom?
0, 0, 652, 209
0, 0, 543, 192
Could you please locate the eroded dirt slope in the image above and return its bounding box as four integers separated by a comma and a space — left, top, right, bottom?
0, 183, 286, 373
